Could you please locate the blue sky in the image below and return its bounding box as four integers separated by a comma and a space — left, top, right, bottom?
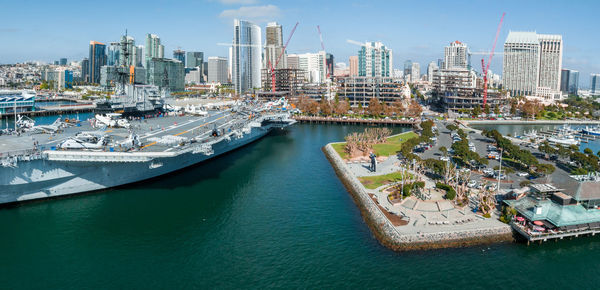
1, 0, 598, 87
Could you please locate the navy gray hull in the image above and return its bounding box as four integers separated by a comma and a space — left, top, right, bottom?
0, 106, 296, 205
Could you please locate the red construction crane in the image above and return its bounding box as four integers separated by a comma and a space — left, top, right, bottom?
482, 12, 506, 107
269, 22, 299, 92
317, 25, 330, 79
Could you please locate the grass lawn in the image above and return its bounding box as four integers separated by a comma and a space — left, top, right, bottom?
358, 171, 411, 189
331, 131, 418, 159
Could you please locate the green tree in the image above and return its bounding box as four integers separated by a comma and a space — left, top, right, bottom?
473, 105, 482, 116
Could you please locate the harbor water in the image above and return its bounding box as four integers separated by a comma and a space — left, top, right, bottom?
2, 123, 600, 288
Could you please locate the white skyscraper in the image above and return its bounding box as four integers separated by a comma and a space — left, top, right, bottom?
232, 19, 262, 94
427, 61, 438, 83
288, 51, 326, 84
503, 31, 563, 98
208, 57, 229, 84
357, 41, 393, 77
537, 34, 563, 91
411, 62, 420, 83
503, 31, 541, 96
444, 41, 468, 69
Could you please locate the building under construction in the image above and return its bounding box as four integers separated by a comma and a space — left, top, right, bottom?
432, 68, 507, 112
338, 76, 404, 107
260, 68, 306, 96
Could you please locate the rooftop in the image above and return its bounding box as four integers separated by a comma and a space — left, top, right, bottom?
505, 197, 600, 227
505, 31, 539, 44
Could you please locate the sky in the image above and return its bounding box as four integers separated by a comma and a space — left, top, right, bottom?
1, 0, 598, 87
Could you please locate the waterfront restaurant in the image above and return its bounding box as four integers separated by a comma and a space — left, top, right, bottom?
504, 174, 600, 242
0, 90, 36, 115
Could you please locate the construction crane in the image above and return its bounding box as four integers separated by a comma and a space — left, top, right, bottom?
268, 22, 299, 92
317, 25, 331, 79
481, 12, 506, 107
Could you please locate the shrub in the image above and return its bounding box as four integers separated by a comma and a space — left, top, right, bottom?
519, 180, 531, 187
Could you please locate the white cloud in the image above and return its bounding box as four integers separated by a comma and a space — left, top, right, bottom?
218, 0, 258, 4
219, 5, 281, 23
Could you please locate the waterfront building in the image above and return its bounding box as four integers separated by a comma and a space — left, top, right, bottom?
503, 31, 563, 99
81, 58, 89, 83
145, 34, 164, 65
537, 34, 562, 91
264, 22, 286, 70
503, 31, 540, 96
339, 76, 405, 107
88, 41, 107, 84
287, 51, 327, 84
231, 19, 262, 94
358, 42, 392, 78
349, 56, 358, 77
0, 90, 35, 114
411, 62, 420, 83
505, 175, 600, 242
146, 58, 184, 92
591, 74, 600, 95
444, 41, 468, 69
427, 61, 438, 83
208, 57, 229, 84
560, 69, 570, 93
173, 49, 185, 64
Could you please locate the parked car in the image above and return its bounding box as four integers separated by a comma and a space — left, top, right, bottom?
440, 156, 450, 162
516, 172, 529, 177
467, 180, 477, 188
482, 168, 494, 176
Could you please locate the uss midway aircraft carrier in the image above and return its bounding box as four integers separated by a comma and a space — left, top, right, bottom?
0, 99, 295, 205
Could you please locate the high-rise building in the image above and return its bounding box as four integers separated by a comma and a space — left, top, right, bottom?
568, 70, 579, 95
145, 34, 164, 65
81, 58, 89, 83
326, 53, 334, 77
503, 31, 563, 98
537, 34, 562, 91
427, 61, 438, 83
560, 69, 570, 93
287, 55, 299, 69
107, 44, 120, 66
146, 58, 185, 92
411, 62, 420, 83
119, 35, 137, 68
186, 52, 204, 68
59, 58, 67, 66
358, 41, 392, 77
444, 41, 468, 69
56, 69, 73, 89
232, 19, 262, 94
287, 51, 327, 84
349, 56, 358, 77
591, 74, 600, 95
88, 41, 106, 84
135, 46, 144, 67
208, 57, 229, 84
503, 32, 541, 96
173, 49, 186, 64
404, 60, 412, 81
264, 22, 286, 70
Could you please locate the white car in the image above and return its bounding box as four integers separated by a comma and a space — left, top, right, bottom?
482, 168, 494, 176
516, 172, 529, 177
440, 156, 450, 162
467, 180, 477, 188
487, 184, 498, 191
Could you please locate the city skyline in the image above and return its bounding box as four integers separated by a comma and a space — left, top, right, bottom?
1, 0, 599, 87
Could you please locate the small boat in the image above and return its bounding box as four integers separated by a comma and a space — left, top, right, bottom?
581, 126, 600, 136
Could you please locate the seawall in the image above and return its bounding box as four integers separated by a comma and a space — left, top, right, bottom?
322, 143, 513, 251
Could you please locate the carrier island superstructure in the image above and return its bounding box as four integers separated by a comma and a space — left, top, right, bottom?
0, 99, 295, 205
